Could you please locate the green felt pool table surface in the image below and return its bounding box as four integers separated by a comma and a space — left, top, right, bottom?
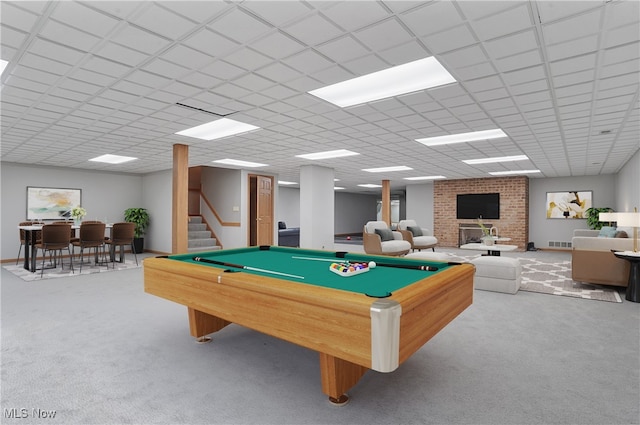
168, 245, 454, 297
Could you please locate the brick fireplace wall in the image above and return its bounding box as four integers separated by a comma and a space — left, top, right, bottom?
434, 177, 529, 250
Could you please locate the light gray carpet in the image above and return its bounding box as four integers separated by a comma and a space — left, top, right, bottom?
1, 250, 639, 425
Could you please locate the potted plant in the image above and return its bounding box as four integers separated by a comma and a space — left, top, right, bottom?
585, 207, 613, 230
124, 207, 150, 253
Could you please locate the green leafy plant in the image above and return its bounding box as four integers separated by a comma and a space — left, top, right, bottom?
585, 207, 613, 230
124, 207, 150, 238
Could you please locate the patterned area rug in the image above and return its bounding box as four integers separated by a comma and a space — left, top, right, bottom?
441, 252, 622, 303
517, 258, 622, 303
4, 258, 141, 282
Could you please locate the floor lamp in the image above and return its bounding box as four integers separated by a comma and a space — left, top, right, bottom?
616, 209, 640, 253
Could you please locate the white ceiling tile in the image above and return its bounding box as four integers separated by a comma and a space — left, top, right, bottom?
484, 30, 539, 59
142, 58, 191, 80
251, 31, 306, 60
470, 4, 533, 41
401, 1, 464, 37
181, 28, 240, 58
283, 13, 343, 46
419, 27, 472, 55
354, 18, 414, 51
28, 38, 86, 65
130, 2, 196, 40
109, 24, 172, 55
316, 35, 369, 63
542, 8, 603, 45
162, 44, 216, 69
494, 50, 542, 73
282, 49, 334, 75
95, 42, 149, 67
440, 45, 488, 69
223, 47, 273, 71
209, 9, 272, 44
81, 56, 132, 78
0, 2, 40, 33
240, 1, 312, 27
160, 1, 231, 24
321, 1, 390, 32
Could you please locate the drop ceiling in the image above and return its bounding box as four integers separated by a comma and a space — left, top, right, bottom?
1, 0, 639, 194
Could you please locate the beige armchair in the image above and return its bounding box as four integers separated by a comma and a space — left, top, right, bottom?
397, 220, 438, 252
363, 221, 411, 256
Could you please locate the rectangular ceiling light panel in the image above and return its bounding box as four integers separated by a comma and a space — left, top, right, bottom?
489, 170, 541, 176
404, 175, 446, 180
213, 158, 267, 168
416, 129, 508, 146
296, 149, 360, 160
176, 118, 259, 141
463, 155, 528, 165
89, 154, 137, 164
308, 57, 456, 108
362, 166, 413, 173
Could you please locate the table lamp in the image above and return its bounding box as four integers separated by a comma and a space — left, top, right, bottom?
598, 212, 617, 227
616, 209, 640, 253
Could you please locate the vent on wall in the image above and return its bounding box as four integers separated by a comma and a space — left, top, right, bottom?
548, 241, 572, 248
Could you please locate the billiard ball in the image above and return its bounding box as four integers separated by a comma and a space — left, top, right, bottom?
368, 261, 376, 269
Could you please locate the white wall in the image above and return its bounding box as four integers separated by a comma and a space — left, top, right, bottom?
616, 149, 640, 212
405, 184, 435, 232
141, 170, 172, 254
529, 175, 617, 248
276, 187, 300, 228
1, 162, 144, 260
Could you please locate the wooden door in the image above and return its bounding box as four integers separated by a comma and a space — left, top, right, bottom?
256, 175, 273, 246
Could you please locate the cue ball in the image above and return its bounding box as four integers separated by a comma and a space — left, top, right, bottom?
368, 261, 376, 268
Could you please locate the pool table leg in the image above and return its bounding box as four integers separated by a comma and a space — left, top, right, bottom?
319, 352, 368, 405
188, 308, 231, 341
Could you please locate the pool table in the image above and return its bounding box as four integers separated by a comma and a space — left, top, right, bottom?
143, 246, 474, 404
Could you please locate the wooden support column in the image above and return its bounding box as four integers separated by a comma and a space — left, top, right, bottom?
382, 180, 391, 226
172, 144, 189, 254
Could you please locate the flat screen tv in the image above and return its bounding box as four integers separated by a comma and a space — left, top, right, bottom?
456, 193, 500, 219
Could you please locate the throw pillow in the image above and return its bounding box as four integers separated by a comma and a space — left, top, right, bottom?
615, 230, 628, 238
407, 225, 423, 237
278, 221, 286, 230
598, 226, 617, 238
374, 228, 394, 241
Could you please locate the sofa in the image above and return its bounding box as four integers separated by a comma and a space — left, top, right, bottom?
571, 229, 632, 287
278, 221, 299, 247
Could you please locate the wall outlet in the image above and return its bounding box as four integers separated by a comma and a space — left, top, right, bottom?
232, 206, 239, 212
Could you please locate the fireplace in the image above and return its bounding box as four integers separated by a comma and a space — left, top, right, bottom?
459, 223, 491, 246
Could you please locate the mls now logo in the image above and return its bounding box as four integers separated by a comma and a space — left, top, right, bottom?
4, 408, 57, 419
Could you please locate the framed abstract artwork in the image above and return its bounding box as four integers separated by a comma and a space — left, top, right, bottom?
26, 186, 81, 220
546, 190, 592, 219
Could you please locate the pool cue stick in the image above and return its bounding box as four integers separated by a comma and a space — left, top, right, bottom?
292, 255, 438, 271
291, 256, 338, 262
193, 257, 304, 280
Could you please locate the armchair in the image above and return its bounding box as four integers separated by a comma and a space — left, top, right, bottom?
397, 220, 438, 252
363, 221, 411, 256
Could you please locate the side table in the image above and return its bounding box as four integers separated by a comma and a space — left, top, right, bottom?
612, 250, 640, 303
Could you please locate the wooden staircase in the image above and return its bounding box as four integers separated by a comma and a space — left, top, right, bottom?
188, 216, 220, 252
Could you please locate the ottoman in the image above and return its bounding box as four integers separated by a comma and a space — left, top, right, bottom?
470, 256, 521, 294
405, 251, 451, 262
